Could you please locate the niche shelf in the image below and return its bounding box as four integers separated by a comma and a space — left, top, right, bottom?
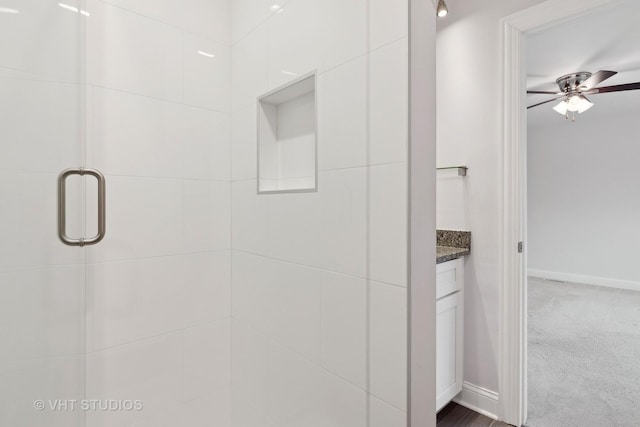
257, 72, 317, 194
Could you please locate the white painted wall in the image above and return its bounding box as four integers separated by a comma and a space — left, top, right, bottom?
528, 110, 640, 288
231, 1, 410, 425
435, 0, 547, 398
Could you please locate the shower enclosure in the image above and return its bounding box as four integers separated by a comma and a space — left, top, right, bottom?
0, 1, 435, 426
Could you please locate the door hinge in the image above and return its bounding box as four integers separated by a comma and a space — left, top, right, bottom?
518, 241, 523, 253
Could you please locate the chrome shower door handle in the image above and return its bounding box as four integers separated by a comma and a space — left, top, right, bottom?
58, 168, 106, 247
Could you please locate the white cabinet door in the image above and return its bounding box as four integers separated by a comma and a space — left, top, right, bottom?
436, 290, 464, 411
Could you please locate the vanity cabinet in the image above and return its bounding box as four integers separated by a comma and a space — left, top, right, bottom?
436, 257, 464, 411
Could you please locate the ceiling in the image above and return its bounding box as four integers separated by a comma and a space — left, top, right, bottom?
526, 0, 640, 127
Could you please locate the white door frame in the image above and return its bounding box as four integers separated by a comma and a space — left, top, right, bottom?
498, 0, 621, 425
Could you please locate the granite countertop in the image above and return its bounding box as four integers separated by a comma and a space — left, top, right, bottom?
436, 230, 471, 264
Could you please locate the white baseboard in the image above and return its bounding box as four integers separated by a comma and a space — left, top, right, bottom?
452, 381, 498, 420
528, 269, 640, 292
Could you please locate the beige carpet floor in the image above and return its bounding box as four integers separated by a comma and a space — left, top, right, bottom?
527, 277, 640, 427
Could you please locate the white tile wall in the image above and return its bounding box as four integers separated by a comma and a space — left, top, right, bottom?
86, 0, 184, 102
369, 0, 409, 51
370, 163, 408, 287
232, 0, 292, 44
317, 56, 368, 171
369, 39, 409, 166
0, 172, 84, 270
86, 333, 183, 427
100, 0, 230, 44
266, 168, 368, 277
231, 1, 410, 425
87, 252, 231, 351
183, 319, 231, 401
370, 395, 407, 427
0, 266, 85, 360
89, 87, 231, 180
370, 281, 408, 411
267, 338, 367, 427
321, 271, 368, 389
183, 33, 231, 112
0, 355, 85, 427
231, 24, 268, 112
232, 252, 367, 388
1, 1, 411, 426
231, 180, 269, 255
83, 1, 233, 426
231, 105, 258, 180
0, 1, 82, 82
0, 78, 82, 174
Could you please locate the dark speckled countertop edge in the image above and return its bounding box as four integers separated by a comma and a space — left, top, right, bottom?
436, 230, 471, 264
436, 246, 470, 264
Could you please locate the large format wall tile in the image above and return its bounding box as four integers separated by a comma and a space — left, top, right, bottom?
317, 57, 368, 171
89, 87, 231, 181
369, 39, 409, 166
232, 252, 366, 388
370, 395, 407, 427
370, 281, 407, 411
87, 251, 231, 351
0, 266, 85, 361
231, 180, 269, 255
233, 320, 367, 426
231, 105, 257, 180
232, 0, 291, 44
0, 354, 85, 427
86, 0, 183, 102
266, 168, 367, 277
85, 176, 230, 263
370, 162, 408, 287
231, 24, 268, 112
369, 0, 409, 51
183, 33, 231, 112
85, 333, 183, 427
0, 78, 82, 174
183, 319, 231, 401
0, 172, 84, 270
0, 1, 83, 82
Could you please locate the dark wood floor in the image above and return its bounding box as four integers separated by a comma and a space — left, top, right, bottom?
437, 402, 513, 427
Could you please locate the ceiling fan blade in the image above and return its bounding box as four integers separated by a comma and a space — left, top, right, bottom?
527, 96, 564, 109
588, 82, 640, 94
527, 90, 562, 95
580, 70, 617, 89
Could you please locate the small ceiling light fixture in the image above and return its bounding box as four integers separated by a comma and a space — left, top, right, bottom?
436, 0, 448, 18
0, 7, 20, 14
552, 94, 593, 121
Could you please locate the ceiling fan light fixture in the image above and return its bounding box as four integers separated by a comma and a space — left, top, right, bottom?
576, 96, 594, 113
553, 100, 569, 115
436, 0, 448, 18
553, 95, 593, 116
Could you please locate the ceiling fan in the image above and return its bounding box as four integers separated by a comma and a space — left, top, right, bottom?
527, 70, 640, 121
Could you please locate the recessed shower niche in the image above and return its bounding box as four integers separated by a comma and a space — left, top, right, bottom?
257, 72, 317, 193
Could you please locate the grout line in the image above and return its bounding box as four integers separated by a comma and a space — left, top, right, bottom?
232, 248, 407, 289
229, 160, 409, 183
87, 83, 232, 115
94, 0, 232, 47
232, 317, 368, 394
365, 0, 373, 425
86, 316, 233, 355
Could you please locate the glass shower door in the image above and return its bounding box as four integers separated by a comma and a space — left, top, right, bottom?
0, 1, 87, 426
